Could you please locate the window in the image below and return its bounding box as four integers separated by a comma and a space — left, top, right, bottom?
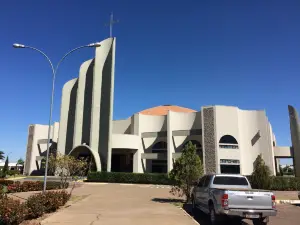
151, 142, 167, 173
213, 176, 248, 186
203, 175, 212, 187
220, 165, 240, 174
219, 135, 238, 144
219, 145, 238, 149
152, 141, 167, 150
219, 135, 238, 149
197, 176, 206, 187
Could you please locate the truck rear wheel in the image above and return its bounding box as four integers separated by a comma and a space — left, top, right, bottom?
192, 197, 198, 217
209, 205, 222, 225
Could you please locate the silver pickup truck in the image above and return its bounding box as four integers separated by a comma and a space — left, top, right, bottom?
191, 174, 277, 225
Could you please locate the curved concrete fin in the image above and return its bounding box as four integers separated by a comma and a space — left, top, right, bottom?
90, 37, 116, 171
73, 59, 94, 147
57, 78, 78, 154
288, 105, 300, 177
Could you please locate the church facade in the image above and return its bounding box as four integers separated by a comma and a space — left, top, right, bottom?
23, 37, 300, 177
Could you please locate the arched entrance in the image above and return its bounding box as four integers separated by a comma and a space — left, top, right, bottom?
68, 145, 101, 172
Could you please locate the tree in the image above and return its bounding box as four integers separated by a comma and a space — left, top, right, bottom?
17, 158, 24, 166
0, 151, 4, 160
48, 153, 88, 194
279, 166, 284, 176
169, 141, 204, 202
251, 154, 271, 189
1, 157, 9, 178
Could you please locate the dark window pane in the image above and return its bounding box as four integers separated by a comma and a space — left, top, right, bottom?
213, 176, 248, 186
219, 135, 238, 144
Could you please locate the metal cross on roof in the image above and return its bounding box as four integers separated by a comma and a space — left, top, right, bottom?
105, 12, 119, 37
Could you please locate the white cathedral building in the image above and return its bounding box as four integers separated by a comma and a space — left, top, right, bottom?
23, 37, 300, 177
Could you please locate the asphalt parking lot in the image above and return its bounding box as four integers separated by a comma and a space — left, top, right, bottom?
186, 203, 300, 224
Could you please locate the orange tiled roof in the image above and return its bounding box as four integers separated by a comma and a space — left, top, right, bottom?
139, 105, 196, 116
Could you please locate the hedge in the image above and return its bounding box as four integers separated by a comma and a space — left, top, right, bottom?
87, 172, 173, 185
0, 190, 70, 225
0, 180, 69, 193
247, 175, 300, 191
87, 172, 300, 190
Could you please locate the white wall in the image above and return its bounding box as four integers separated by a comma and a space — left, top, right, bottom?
112, 118, 131, 134
214, 106, 275, 175
26, 124, 55, 174
215, 106, 241, 174
170, 111, 202, 152
238, 109, 275, 175
139, 114, 167, 150
111, 134, 140, 149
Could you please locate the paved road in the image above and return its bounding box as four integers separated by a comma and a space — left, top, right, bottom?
186, 202, 300, 225
40, 183, 300, 225
41, 183, 196, 225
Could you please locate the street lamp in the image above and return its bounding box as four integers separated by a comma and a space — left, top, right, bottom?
13, 42, 101, 193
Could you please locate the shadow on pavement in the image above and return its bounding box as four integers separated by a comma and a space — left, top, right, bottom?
183, 203, 210, 225
152, 198, 185, 204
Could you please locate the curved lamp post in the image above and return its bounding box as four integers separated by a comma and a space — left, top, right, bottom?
13, 42, 101, 193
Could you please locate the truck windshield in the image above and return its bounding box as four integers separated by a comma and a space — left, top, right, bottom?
213, 176, 249, 186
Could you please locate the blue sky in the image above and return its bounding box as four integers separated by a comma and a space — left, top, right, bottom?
0, 0, 299, 164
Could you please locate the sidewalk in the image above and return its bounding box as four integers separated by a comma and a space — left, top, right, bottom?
41, 183, 197, 225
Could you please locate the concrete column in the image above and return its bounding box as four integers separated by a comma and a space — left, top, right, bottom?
132, 114, 143, 173
57, 78, 78, 154
52, 122, 60, 143
167, 111, 174, 172
276, 158, 280, 174
73, 59, 93, 147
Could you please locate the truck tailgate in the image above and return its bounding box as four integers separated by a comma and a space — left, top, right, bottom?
227, 190, 273, 210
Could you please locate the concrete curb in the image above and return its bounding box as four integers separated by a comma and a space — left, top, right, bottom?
175, 205, 199, 224
276, 200, 300, 204
5, 176, 26, 180
83, 182, 171, 188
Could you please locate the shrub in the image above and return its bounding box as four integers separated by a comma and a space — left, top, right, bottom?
0, 196, 27, 225
25, 190, 70, 219
44, 181, 69, 190
21, 181, 43, 192
87, 171, 172, 185
43, 190, 70, 213
7, 170, 20, 176
269, 176, 300, 191
6, 182, 22, 193
169, 141, 204, 202
5, 181, 68, 193
247, 175, 300, 191
251, 154, 271, 189
26, 193, 45, 219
